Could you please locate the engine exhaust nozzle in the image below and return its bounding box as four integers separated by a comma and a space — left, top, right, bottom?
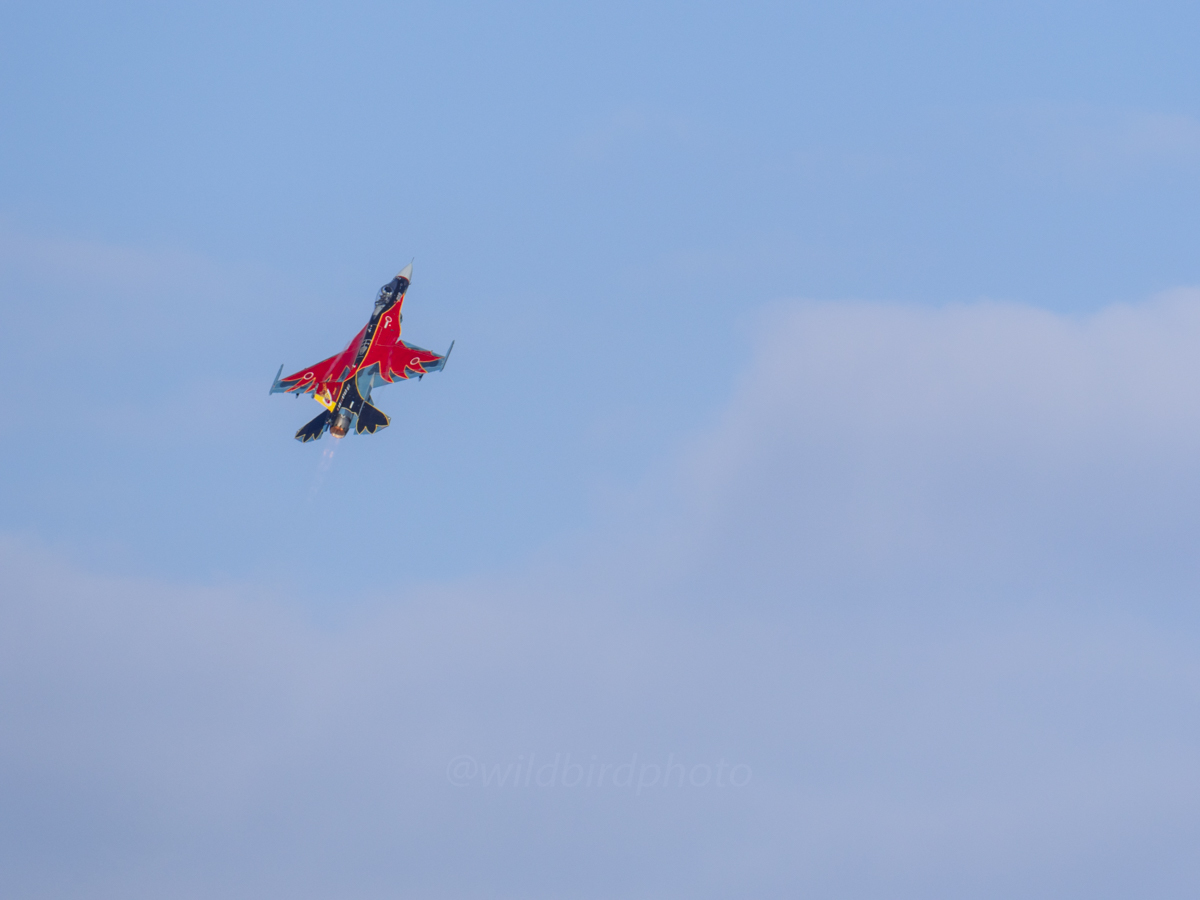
330, 411, 352, 438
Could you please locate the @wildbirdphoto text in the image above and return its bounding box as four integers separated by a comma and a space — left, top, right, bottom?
447, 753, 752, 794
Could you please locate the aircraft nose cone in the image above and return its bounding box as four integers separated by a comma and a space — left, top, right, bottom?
397, 262, 413, 281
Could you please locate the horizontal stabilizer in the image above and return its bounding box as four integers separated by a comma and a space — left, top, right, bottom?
295, 410, 332, 442
355, 401, 390, 435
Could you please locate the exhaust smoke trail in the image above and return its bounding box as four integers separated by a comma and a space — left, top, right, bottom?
307, 441, 339, 501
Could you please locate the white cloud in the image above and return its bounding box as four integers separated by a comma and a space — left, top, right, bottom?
4, 293, 1200, 897
1120, 112, 1200, 162
675, 292, 1200, 611
0, 226, 213, 292
997, 107, 1200, 182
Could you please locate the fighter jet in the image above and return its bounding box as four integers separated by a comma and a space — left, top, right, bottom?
270, 263, 453, 441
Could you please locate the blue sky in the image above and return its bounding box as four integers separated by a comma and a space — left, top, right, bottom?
3, 2, 1200, 897
5, 0, 1200, 590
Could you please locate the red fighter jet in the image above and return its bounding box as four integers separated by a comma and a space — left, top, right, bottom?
270, 263, 453, 442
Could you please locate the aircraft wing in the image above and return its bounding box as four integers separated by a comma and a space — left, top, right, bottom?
391, 339, 452, 378
271, 326, 368, 394
364, 339, 453, 383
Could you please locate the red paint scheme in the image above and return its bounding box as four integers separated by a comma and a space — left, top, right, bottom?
280, 325, 368, 402
272, 268, 451, 441
277, 284, 448, 400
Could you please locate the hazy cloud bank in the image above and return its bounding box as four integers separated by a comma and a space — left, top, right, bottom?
4, 293, 1200, 898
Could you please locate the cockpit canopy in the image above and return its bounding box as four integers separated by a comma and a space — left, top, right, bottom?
376, 275, 409, 305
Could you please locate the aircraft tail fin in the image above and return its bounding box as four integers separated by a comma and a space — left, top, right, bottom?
295, 410, 331, 442
355, 402, 390, 435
